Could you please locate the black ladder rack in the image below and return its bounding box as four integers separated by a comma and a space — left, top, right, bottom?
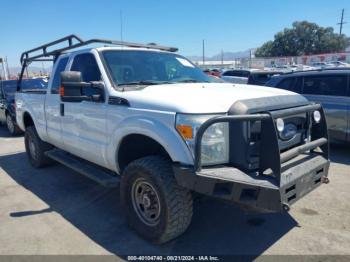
20, 34, 178, 64
17, 34, 178, 91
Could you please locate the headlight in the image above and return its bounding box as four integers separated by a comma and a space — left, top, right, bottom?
176, 114, 229, 166
313, 110, 321, 123
276, 118, 285, 132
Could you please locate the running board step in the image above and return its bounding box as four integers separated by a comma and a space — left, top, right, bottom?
45, 149, 120, 188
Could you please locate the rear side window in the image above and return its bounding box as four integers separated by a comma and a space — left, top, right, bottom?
223, 70, 249, 77
222, 71, 234, 76
277, 77, 297, 92
51, 57, 69, 94
303, 75, 347, 96
250, 73, 277, 85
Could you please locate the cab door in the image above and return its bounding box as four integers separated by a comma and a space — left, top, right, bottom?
61, 52, 108, 167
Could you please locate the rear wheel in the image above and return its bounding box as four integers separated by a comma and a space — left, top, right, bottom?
121, 156, 193, 244
6, 114, 21, 136
24, 126, 53, 168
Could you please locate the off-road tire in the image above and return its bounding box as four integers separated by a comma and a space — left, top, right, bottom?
121, 156, 193, 244
24, 126, 53, 168
6, 114, 21, 136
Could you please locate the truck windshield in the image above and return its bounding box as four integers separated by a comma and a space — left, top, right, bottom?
102, 50, 210, 87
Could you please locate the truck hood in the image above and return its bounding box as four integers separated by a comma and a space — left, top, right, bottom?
120, 83, 305, 113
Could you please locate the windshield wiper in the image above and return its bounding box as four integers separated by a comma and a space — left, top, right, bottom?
118, 80, 172, 86
175, 79, 209, 83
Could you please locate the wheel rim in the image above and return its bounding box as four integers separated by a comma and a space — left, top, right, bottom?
131, 178, 161, 226
28, 135, 37, 160
6, 115, 14, 134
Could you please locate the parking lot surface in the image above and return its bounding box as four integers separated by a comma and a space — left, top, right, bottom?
0, 126, 349, 258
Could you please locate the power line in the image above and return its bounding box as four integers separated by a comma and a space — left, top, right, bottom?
337, 8, 347, 35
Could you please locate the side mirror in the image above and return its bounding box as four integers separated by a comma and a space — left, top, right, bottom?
60, 71, 104, 102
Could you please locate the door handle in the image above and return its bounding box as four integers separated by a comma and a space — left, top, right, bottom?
60, 103, 64, 116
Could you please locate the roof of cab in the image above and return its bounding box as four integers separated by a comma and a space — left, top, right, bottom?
273, 69, 350, 79
60, 46, 172, 57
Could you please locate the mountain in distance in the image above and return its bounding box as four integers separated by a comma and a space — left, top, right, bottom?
186, 49, 251, 62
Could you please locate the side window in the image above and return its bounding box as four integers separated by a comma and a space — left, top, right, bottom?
303, 75, 347, 96
231, 71, 243, 77
223, 71, 234, 76
51, 57, 69, 94
70, 53, 102, 99
293, 77, 302, 93
277, 78, 297, 92
71, 53, 101, 82
241, 71, 250, 78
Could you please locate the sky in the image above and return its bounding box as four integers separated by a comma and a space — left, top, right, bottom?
0, 0, 349, 67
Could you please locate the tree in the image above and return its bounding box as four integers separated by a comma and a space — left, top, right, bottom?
255, 21, 349, 57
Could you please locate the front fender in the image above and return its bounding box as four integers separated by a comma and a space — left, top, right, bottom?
106, 114, 193, 173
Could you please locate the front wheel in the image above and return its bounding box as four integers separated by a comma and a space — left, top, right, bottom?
24, 126, 53, 168
121, 156, 193, 244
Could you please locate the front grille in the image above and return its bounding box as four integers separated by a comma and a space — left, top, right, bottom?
229, 112, 309, 171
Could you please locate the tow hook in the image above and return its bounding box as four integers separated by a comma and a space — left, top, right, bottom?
282, 203, 290, 212
321, 176, 330, 184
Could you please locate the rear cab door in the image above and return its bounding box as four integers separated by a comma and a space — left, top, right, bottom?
301, 73, 348, 142
45, 55, 69, 147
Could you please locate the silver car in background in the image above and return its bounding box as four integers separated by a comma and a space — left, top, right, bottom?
266, 69, 350, 144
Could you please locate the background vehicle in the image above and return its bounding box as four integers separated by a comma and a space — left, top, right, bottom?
221, 69, 283, 85
16, 35, 330, 244
0, 78, 48, 135
311, 62, 334, 69
203, 68, 222, 77
329, 61, 350, 67
266, 69, 350, 143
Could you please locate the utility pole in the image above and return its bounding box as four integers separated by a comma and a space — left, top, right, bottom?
202, 40, 205, 67
337, 8, 346, 35
5, 57, 10, 79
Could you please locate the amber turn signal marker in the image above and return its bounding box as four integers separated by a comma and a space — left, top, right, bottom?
59, 86, 64, 96
176, 125, 193, 139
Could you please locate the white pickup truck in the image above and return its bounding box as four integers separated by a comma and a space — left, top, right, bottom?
16, 35, 330, 243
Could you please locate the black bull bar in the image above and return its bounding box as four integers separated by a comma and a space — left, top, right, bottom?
174, 104, 330, 211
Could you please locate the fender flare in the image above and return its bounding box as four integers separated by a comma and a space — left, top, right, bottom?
106, 115, 193, 173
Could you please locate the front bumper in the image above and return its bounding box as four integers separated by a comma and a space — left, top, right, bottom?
174, 103, 330, 212
174, 153, 329, 211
